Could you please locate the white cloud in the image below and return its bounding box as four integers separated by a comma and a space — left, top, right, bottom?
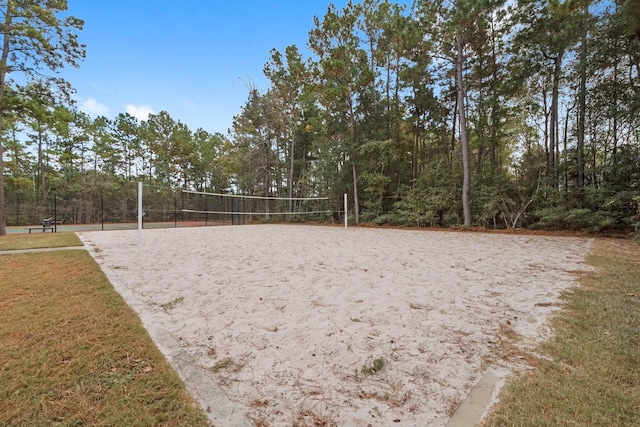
81, 98, 110, 116
126, 104, 155, 121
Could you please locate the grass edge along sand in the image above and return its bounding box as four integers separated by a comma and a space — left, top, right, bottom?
0, 232, 83, 251
0, 249, 209, 426
482, 238, 640, 426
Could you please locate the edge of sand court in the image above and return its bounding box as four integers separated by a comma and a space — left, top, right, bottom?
79, 225, 593, 426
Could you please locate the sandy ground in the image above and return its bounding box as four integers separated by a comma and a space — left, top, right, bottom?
79, 225, 592, 426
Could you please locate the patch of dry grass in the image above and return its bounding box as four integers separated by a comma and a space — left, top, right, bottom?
0, 232, 83, 251
0, 250, 209, 426
482, 239, 640, 426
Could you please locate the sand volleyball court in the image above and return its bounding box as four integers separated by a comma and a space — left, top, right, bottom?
79, 225, 592, 426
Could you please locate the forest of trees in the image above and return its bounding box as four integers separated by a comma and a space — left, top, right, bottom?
1, 0, 639, 235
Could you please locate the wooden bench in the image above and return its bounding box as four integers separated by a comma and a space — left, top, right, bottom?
25, 226, 55, 234
24, 217, 56, 234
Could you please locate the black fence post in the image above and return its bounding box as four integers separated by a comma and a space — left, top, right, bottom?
101, 194, 104, 231
53, 195, 57, 233
234, 198, 238, 225
205, 196, 208, 226
181, 191, 185, 224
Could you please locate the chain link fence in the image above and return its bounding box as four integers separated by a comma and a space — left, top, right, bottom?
4, 187, 240, 230
4, 185, 339, 233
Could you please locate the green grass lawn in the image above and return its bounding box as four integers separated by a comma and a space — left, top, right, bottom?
0, 248, 209, 426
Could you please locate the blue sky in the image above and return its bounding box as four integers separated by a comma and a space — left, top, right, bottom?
64, 0, 359, 135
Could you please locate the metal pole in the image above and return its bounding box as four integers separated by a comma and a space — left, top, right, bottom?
344, 193, 348, 229
138, 182, 143, 243
181, 190, 185, 224
232, 198, 235, 225
54, 195, 57, 233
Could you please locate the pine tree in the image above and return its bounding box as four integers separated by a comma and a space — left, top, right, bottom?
0, 0, 84, 235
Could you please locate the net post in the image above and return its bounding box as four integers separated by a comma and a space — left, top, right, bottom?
138, 182, 143, 243
344, 193, 348, 229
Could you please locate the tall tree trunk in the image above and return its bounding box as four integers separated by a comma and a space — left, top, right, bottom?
352, 160, 359, 224
476, 50, 486, 178
38, 127, 44, 195
549, 52, 563, 184
386, 53, 391, 138
576, 5, 588, 188
263, 136, 270, 218
563, 106, 571, 190
393, 53, 400, 146
590, 108, 597, 186
543, 77, 549, 169
0, 2, 13, 235
0, 124, 5, 230
489, 17, 499, 174
370, 39, 377, 114
412, 113, 420, 185
349, 99, 360, 224
450, 90, 458, 173
612, 55, 618, 167
288, 125, 295, 212
456, 30, 472, 227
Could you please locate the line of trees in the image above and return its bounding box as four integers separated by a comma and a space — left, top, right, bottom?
2, 0, 639, 235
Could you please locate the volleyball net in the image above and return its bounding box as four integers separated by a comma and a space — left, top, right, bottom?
179, 190, 333, 225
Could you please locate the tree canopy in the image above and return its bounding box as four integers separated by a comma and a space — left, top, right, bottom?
2, 0, 639, 234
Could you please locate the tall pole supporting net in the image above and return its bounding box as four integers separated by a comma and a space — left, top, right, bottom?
344, 193, 348, 229
138, 182, 143, 243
